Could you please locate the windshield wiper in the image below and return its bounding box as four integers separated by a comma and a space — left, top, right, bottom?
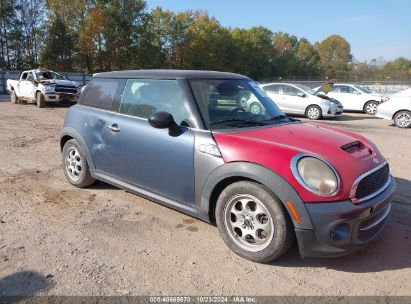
209, 118, 267, 126
262, 115, 291, 123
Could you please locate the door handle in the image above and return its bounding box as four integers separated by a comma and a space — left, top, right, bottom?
106, 124, 120, 132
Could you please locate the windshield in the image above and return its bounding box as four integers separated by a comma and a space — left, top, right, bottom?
354, 85, 371, 93
294, 84, 316, 95
189, 79, 291, 130
35, 71, 66, 81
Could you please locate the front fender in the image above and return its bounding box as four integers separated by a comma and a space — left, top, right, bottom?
200, 161, 313, 230
60, 127, 95, 170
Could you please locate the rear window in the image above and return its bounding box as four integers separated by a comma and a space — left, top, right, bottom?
80, 79, 124, 110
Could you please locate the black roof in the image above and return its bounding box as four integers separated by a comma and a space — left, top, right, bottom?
93, 69, 250, 80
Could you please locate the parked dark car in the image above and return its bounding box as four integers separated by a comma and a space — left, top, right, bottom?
61, 70, 394, 262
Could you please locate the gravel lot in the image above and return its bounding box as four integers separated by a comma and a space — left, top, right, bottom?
0, 96, 410, 297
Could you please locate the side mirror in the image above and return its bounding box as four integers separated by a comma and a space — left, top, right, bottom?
297, 92, 306, 98
148, 111, 181, 136
355, 91, 361, 95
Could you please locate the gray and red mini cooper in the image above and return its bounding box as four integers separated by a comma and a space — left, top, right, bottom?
61, 70, 395, 262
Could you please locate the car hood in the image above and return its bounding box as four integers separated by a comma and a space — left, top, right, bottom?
213, 122, 385, 202
40, 79, 79, 86
315, 82, 334, 95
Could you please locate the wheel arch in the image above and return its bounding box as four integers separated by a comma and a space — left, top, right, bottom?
60, 127, 95, 170
392, 109, 411, 120
200, 161, 313, 230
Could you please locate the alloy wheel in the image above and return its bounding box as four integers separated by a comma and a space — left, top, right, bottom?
366, 102, 377, 114
395, 112, 411, 128
65, 146, 83, 181
224, 194, 274, 252
307, 107, 320, 119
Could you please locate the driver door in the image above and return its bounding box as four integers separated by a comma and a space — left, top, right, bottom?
104, 79, 196, 204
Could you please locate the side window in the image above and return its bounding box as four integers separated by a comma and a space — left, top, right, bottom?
338, 85, 354, 94
282, 85, 299, 96
264, 84, 281, 94
119, 79, 189, 126
80, 79, 123, 110
331, 86, 340, 93
26, 72, 33, 81
20, 72, 28, 80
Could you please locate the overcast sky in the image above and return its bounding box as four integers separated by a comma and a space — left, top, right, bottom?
146, 0, 411, 62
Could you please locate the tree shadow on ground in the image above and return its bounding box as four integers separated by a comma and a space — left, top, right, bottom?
0, 271, 52, 301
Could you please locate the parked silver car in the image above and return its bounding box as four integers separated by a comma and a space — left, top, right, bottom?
376, 88, 411, 128
260, 83, 343, 120
314, 83, 388, 115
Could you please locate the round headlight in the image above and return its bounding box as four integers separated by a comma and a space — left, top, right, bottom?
292, 156, 339, 196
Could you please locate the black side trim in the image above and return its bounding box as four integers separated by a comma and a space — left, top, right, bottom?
93, 170, 211, 223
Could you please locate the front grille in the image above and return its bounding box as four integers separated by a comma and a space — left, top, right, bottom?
55, 85, 78, 94
356, 164, 389, 200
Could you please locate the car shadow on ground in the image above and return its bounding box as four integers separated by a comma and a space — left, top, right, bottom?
334, 113, 380, 121
88, 180, 119, 190
271, 176, 411, 273
0, 271, 52, 299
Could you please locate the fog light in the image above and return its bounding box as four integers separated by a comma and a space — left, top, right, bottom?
330, 223, 350, 241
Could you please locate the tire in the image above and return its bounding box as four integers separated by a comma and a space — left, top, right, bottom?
364, 101, 378, 115
215, 181, 293, 263
62, 139, 95, 188
36, 92, 46, 108
10, 90, 20, 104
238, 96, 248, 108
393, 110, 411, 128
249, 102, 263, 115
305, 105, 322, 120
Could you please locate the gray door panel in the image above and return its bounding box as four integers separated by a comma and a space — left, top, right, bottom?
104, 115, 196, 204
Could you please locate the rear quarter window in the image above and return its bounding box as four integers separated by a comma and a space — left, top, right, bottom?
79, 78, 125, 111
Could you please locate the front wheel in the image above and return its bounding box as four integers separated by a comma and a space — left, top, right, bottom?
215, 181, 293, 263
305, 105, 322, 120
36, 92, 46, 108
364, 101, 378, 115
10, 90, 20, 104
249, 102, 263, 115
393, 110, 411, 128
62, 139, 95, 188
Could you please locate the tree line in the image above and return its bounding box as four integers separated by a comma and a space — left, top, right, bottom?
1, 0, 410, 81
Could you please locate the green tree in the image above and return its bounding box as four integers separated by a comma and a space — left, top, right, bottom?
316, 35, 352, 78
295, 38, 320, 76
40, 16, 75, 71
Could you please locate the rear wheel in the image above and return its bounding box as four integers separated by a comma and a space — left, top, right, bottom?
306, 105, 322, 120
393, 110, 411, 128
364, 101, 378, 115
62, 139, 95, 187
36, 92, 46, 108
215, 181, 293, 263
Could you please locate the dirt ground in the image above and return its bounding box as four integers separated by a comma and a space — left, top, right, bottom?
0, 96, 410, 297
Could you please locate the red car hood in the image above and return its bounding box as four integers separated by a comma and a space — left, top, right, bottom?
212, 122, 386, 202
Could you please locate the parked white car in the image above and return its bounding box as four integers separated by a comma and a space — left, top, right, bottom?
314, 83, 388, 115
260, 83, 343, 120
6, 69, 80, 108
376, 88, 411, 128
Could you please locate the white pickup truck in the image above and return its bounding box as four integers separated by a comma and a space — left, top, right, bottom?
7, 69, 81, 107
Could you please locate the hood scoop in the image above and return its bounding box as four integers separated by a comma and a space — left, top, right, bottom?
341, 141, 371, 158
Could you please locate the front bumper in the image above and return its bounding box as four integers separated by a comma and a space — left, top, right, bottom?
44, 93, 78, 102
376, 110, 392, 121
295, 175, 395, 258
321, 103, 343, 118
